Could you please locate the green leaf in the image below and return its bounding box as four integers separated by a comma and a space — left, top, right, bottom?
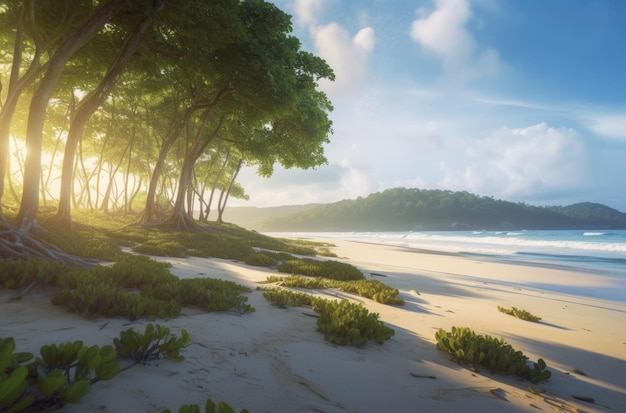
95, 360, 120, 381
537, 358, 546, 371
37, 373, 67, 397
178, 405, 200, 413
61, 380, 90, 403
5, 395, 35, 413
214, 402, 236, 413
0, 366, 28, 405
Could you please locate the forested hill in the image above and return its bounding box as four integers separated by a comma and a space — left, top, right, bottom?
257, 188, 626, 231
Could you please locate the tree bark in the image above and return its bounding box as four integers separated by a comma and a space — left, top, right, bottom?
217, 159, 243, 224
14, 0, 127, 232
53, 11, 155, 229
0, 1, 46, 210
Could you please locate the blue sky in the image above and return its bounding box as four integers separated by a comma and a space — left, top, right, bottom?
234, 0, 626, 211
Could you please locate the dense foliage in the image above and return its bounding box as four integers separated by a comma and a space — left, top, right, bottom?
0, 0, 334, 265
259, 187, 626, 231
114, 324, 191, 363
435, 327, 551, 384
0, 255, 255, 319
262, 288, 395, 347
1, 324, 189, 412
266, 275, 404, 305
277, 258, 364, 281
0, 337, 119, 412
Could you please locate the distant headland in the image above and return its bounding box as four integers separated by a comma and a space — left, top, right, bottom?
215, 188, 626, 232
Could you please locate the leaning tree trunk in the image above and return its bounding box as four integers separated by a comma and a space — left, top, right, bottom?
0, 2, 45, 211
53, 12, 155, 230
138, 106, 194, 224
217, 159, 243, 224
14, 0, 127, 233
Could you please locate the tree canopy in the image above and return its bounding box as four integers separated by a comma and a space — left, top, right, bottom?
0, 0, 334, 261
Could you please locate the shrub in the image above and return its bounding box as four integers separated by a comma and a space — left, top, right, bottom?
435, 327, 551, 383
317, 299, 395, 346
114, 324, 191, 363
48, 255, 254, 319
497, 306, 542, 322
0, 337, 119, 412
52, 282, 182, 319
262, 289, 394, 347
179, 279, 254, 313
277, 258, 364, 281
262, 288, 315, 308
243, 251, 279, 267
0, 259, 75, 290
266, 276, 404, 305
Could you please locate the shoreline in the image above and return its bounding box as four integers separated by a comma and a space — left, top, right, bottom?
2, 239, 625, 412
278, 232, 626, 303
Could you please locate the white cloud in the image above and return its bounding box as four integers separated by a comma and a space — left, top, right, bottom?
293, 0, 326, 27
583, 113, 626, 141
290, 0, 375, 96
313, 24, 375, 94
410, 0, 500, 81
446, 123, 588, 198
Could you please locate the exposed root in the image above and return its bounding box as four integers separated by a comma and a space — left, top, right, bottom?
0, 220, 95, 267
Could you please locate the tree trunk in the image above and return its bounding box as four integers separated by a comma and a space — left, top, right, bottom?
100, 139, 130, 212
0, 1, 45, 211
217, 159, 243, 224
206, 150, 230, 221
163, 152, 199, 231
14, 0, 127, 232
53, 12, 154, 229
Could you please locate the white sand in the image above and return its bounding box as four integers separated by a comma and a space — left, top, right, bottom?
2, 239, 625, 412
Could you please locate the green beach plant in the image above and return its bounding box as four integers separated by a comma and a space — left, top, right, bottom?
262, 288, 315, 308
317, 299, 395, 346
163, 399, 250, 413
435, 327, 551, 383
0, 337, 34, 413
114, 324, 191, 363
262, 288, 395, 346
40, 254, 255, 319
277, 258, 364, 281
497, 306, 542, 322
0, 337, 120, 413
266, 275, 404, 305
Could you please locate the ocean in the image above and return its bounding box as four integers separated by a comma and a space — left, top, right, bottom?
267, 229, 626, 302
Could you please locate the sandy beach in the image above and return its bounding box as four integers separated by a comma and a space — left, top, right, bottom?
2, 238, 625, 412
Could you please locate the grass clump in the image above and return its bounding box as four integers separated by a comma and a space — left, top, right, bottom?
435, 326, 551, 384
1, 255, 254, 320
262, 288, 315, 308
262, 288, 394, 347
497, 306, 542, 322
316, 299, 395, 346
266, 275, 404, 305
277, 258, 364, 281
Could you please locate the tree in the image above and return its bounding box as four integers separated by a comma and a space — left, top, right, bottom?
159, 0, 334, 231
14, 0, 128, 232
0, 0, 86, 212
52, 1, 162, 229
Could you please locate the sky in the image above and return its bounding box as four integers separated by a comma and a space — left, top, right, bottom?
233, 0, 626, 212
